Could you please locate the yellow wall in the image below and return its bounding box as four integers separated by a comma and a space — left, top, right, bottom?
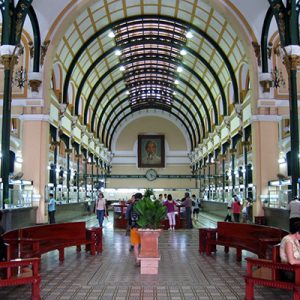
115, 116, 187, 151
110, 116, 192, 189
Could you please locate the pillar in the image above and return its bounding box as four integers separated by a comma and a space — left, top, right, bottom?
22, 118, 49, 223
252, 118, 280, 216
0, 48, 17, 205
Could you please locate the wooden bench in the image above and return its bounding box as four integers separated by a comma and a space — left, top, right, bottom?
3, 222, 101, 262
202, 222, 288, 261
245, 244, 300, 300
0, 244, 41, 300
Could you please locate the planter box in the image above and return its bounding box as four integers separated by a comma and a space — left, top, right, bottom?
138, 257, 160, 274
138, 229, 162, 274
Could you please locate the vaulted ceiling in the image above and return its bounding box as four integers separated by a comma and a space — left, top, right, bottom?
54, 0, 250, 151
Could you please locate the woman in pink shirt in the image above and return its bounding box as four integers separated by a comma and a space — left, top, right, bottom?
164, 194, 176, 230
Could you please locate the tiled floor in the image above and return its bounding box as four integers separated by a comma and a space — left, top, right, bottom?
0, 213, 292, 299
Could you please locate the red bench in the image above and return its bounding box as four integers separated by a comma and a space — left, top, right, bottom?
0, 244, 41, 300
245, 244, 300, 300
201, 222, 288, 261
3, 222, 101, 262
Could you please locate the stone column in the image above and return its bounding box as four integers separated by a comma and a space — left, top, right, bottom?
251, 116, 280, 216
22, 117, 49, 223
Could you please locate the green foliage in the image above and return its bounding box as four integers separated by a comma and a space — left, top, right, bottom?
3, 199, 9, 204
144, 188, 154, 198
133, 197, 167, 229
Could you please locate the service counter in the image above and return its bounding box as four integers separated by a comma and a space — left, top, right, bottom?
201, 200, 290, 231
263, 207, 289, 231
55, 201, 95, 223
2, 207, 38, 231
112, 203, 128, 228
201, 200, 228, 218
1, 201, 95, 231
166, 205, 187, 229
112, 202, 188, 229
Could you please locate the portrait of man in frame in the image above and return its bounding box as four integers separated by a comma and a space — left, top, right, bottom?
138, 135, 165, 168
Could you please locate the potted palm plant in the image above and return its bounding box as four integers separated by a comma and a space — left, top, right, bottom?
133, 196, 167, 274
4, 199, 9, 209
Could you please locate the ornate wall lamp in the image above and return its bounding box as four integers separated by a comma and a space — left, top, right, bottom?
14, 65, 27, 88
271, 66, 285, 88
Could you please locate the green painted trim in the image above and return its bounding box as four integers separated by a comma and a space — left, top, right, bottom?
88, 174, 198, 179
79, 45, 218, 130
96, 87, 201, 146
101, 94, 199, 148
261, 6, 273, 73
93, 78, 204, 144
65, 15, 233, 115
15, 0, 33, 44
27, 6, 41, 72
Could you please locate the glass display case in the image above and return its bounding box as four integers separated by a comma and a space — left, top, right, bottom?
1, 180, 34, 208
267, 179, 291, 208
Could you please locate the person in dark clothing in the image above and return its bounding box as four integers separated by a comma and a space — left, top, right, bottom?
129, 192, 143, 266
182, 192, 193, 229
125, 194, 136, 251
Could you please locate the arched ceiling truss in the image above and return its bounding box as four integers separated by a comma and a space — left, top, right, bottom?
95, 83, 203, 146
98, 92, 200, 148
55, 2, 248, 151
108, 107, 194, 151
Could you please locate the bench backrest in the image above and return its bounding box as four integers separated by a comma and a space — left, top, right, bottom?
217, 222, 287, 240
2, 229, 19, 240
217, 222, 288, 254
20, 222, 87, 241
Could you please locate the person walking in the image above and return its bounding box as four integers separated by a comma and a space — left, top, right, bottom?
242, 198, 252, 223
48, 193, 56, 224
232, 195, 241, 223
130, 192, 143, 266
164, 194, 176, 230
182, 192, 193, 229
288, 196, 300, 232
191, 194, 200, 221
125, 194, 136, 251
224, 199, 232, 222
95, 192, 107, 228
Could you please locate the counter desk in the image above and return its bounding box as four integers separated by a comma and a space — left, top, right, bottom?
161, 205, 187, 229
111, 203, 189, 230
112, 203, 128, 229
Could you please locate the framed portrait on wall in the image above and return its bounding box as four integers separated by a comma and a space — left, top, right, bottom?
138, 135, 165, 168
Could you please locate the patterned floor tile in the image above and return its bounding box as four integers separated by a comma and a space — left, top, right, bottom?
0, 214, 293, 299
